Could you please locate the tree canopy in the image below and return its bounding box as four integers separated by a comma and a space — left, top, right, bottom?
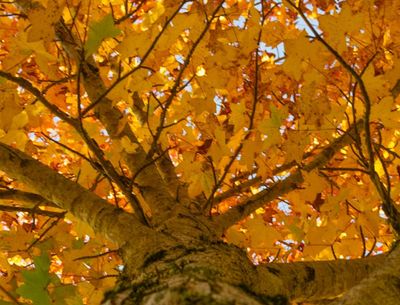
0, 0, 399, 304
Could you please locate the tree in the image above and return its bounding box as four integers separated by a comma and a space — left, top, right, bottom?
0, 0, 399, 304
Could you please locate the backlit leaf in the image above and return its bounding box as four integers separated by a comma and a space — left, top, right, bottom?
85, 14, 121, 57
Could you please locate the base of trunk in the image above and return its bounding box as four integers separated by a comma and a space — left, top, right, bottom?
102, 274, 288, 305
102, 243, 288, 305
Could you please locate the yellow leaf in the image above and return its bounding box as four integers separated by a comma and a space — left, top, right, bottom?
121, 136, 139, 154
229, 102, 247, 132
27, 0, 65, 42
246, 215, 281, 248
117, 30, 152, 59
371, 96, 400, 129
225, 225, 246, 246
300, 171, 327, 202
0, 92, 21, 131
363, 66, 391, 101
10, 110, 29, 130
282, 33, 327, 80
306, 225, 338, 244
319, 3, 364, 53
0, 129, 28, 150
188, 171, 214, 198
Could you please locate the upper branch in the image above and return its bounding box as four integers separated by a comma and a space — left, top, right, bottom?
0, 71, 77, 127
0, 204, 66, 218
213, 120, 364, 233
147, 1, 225, 160
204, 3, 274, 211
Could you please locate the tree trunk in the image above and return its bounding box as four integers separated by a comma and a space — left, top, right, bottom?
101, 236, 392, 305
102, 242, 288, 305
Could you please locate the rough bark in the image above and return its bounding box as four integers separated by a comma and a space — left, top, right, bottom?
328, 245, 400, 305
105, 243, 287, 305
103, 240, 386, 305
259, 254, 386, 303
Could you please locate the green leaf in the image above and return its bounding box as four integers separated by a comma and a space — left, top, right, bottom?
50, 275, 83, 305
16, 254, 52, 305
85, 14, 121, 57
72, 238, 85, 249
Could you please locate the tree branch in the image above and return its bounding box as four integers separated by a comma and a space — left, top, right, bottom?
146, 1, 225, 160
0, 204, 66, 218
212, 149, 318, 205
131, 92, 187, 202
0, 68, 149, 224
255, 253, 386, 303
213, 120, 364, 233
204, 3, 272, 212
0, 189, 55, 207
0, 71, 77, 127
81, 1, 189, 116
329, 245, 400, 305
0, 142, 150, 246
76, 65, 150, 224
213, 177, 262, 204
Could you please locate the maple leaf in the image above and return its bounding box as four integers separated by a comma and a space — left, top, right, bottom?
16, 254, 52, 305
85, 14, 121, 57
26, 0, 65, 42
319, 3, 365, 52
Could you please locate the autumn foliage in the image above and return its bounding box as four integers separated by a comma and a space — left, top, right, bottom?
0, 0, 399, 304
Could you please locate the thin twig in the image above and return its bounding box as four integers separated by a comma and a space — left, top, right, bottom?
319, 167, 369, 174
359, 225, 366, 257
0, 284, 22, 305
26, 217, 62, 251
0, 71, 77, 126
82, 1, 189, 116
204, 4, 274, 211
73, 249, 118, 261
0, 204, 66, 218
147, 1, 225, 160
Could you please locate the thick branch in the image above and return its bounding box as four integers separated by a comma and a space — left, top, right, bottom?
330, 246, 400, 305
0, 142, 150, 246
0, 143, 178, 272
255, 254, 385, 302
214, 120, 364, 232
131, 92, 187, 201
